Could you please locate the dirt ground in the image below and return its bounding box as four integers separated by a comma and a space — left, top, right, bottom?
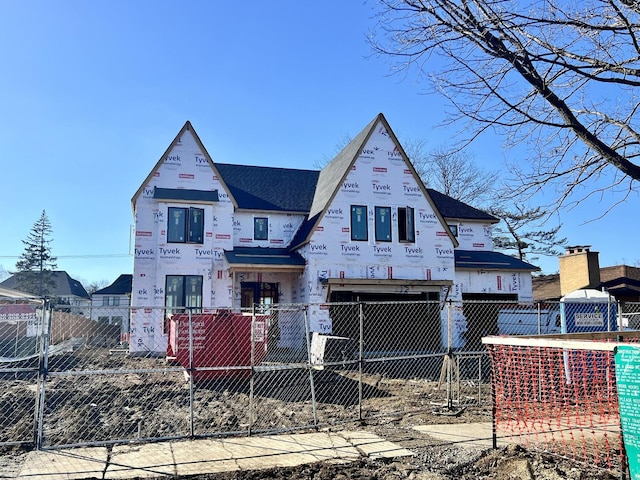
0, 420, 620, 480
0, 347, 623, 479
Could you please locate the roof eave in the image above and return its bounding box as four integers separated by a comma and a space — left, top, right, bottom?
227, 264, 305, 272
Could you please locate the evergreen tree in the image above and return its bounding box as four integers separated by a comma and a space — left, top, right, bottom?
15, 210, 57, 297
489, 205, 567, 262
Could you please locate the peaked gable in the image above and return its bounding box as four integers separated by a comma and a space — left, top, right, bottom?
308, 115, 379, 219
131, 121, 237, 210
295, 113, 457, 249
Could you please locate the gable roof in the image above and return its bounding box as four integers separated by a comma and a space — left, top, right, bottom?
133, 117, 500, 253
293, 113, 457, 249
0, 271, 90, 299
94, 274, 133, 296
427, 189, 498, 223
454, 250, 539, 271
131, 121, 221, 211
215, 163, 319, 212
308, 115, 379, 219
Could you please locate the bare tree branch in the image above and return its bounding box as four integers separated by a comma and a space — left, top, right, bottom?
372, 0, 640, 215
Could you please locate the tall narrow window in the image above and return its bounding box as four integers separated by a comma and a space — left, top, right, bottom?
167, 207, 187, 243
350, 205, 368, 241
188, 208, 204, 243
167, 207, 204, 244
254, 217, 268, 240
375, 206, 392, 242
398, 206, 415, 243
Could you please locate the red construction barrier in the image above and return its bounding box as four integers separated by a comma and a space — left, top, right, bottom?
168, 310, 268, 381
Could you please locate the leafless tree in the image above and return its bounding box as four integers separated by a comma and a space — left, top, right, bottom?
412, 144, 497, 206
84, 279, 110, 295
372, 0, 640, 215
317, 131, 498, 206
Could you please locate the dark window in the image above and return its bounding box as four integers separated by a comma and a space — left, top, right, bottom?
375, 206, 392, 242
167, 207, 186, 242
254, 217, 268, 240
350, 205, 368, 241
101, 296, 120, 306
398, 206, 415, 243
448, 224, 458, 237
188, 208, 204, 243
165, 275, 203, 311
167, 207, 204, 244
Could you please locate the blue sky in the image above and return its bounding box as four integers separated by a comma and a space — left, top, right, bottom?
1, 0, 638, 287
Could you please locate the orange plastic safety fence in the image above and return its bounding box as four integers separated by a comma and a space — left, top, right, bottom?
487, 343, 626, 472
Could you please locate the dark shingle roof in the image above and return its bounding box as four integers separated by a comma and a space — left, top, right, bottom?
427, 189, 497, 222
224, 247, 306, 267
215, 163, 319, 212
290, 213, 321, 249
0, 271, 90, 299
455, 250, 539, 271
94, 274, 133, 296
308, 115, 379, 218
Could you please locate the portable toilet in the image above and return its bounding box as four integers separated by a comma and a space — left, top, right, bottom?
560, 289, 617, 334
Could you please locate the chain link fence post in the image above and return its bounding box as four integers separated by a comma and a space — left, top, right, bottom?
302, 306, 318, 428
36, 299, 52, 450
446, 299, 453, 409
249, 304, 257, 435
358, 301, 364, 422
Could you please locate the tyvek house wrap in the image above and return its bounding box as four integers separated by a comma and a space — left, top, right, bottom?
296, 120, 457, 338
131, 127, 234, 354
130, 115, 537, 355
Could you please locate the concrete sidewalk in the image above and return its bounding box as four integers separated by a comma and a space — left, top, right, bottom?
414, 422, 496, 448
14, 430, 414, 479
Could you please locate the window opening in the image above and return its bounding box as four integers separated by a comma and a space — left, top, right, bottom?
375, 206, 392, 242
254, 217, 268, 240
350, 205, 368, 241
167, 207, 205, 244
398, 206, 415, 242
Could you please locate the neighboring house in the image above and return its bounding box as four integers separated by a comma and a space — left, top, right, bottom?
90, 274, 132, 329
533, 246, 640, 304
0, 271, 91, 315
130, 113, 539, 354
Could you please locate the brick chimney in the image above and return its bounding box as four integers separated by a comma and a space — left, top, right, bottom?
559, 246, 601, 296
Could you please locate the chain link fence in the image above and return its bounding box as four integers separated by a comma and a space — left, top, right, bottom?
1, 298, 638, 450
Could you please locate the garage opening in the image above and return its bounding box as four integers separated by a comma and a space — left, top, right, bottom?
328, 286, 443, 354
